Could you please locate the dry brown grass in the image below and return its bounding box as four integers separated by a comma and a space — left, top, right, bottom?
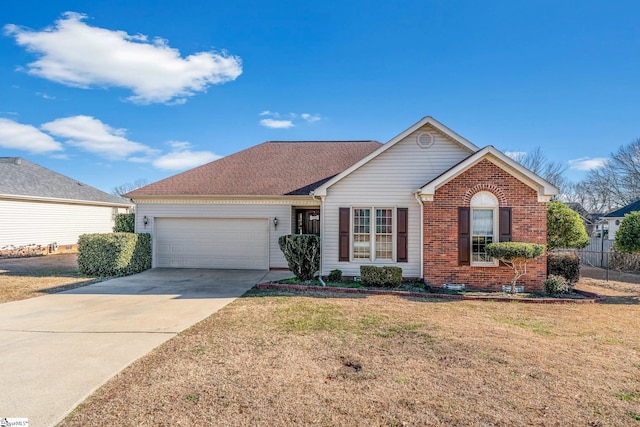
0, 254, 98, 303
60, 275, 640, 427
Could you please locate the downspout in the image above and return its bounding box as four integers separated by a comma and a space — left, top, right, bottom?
413, 191, 424, 281
313, 193, 327, 287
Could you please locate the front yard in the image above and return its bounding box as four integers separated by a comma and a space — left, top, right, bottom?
60, 276, 640, 426
0, 254, 98, 303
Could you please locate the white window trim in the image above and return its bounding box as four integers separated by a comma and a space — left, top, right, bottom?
470, 192, 499, 267
351, 206, 396, 262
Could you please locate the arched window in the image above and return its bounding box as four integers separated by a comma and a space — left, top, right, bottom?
470, 192, 499, 266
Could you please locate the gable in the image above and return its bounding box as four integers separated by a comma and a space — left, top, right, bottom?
313, 117, 479, 196
419, 146, 559, 202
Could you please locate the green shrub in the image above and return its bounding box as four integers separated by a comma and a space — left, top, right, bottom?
113, 213, 135, 232
360, 266, 402, 287
486, 242, 545, 293
328, 269, 342, 282
278, 234, 320, 281
78, 232, 151, 277
547, 252, 580, 283
614, 211, 640, 253
543, 274, 571, 295
547, 200, 589, 250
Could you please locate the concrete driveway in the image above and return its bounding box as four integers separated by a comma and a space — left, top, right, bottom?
0, 268, 292, 427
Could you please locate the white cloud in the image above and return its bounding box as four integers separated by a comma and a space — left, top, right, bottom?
301, 113, 321, 123
5, 12, 242, 104
568, 157, 608, 171
258, 111, 321, 129
0, 118, 63, 153
259, 118, 294, 129
41, 115, 156, 159
36, 92, 55, 100
152, 141, 220, 170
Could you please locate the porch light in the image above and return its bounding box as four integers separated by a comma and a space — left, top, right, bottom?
143, 216, 148, 226
273, 217, 278, 228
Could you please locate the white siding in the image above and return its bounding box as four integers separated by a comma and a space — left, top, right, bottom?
135, 202, 293, 268
322, 124, 473, 278
0, 199, 123, 248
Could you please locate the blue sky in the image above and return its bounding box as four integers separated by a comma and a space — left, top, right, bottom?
1, 0, 638, 194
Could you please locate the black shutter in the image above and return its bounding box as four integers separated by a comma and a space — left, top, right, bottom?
458, 207, 470, 266
339, 208, 350, 261
397, 208, 408, 262
499, 207, 512, 242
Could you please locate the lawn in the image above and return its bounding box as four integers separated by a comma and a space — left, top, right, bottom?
0, 254, 98, 303
60, 276, 640, 426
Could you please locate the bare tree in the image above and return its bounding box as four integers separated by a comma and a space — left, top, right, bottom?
510, 147, 569, 193
573, 138, 640, 212
111, 179, 149, 199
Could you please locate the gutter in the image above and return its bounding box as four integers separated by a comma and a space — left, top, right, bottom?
413, 190, 425, 281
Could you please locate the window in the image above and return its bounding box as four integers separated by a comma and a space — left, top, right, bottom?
352, 208, 393, 261
470, 192, 499, 266
353, 209, 370, 259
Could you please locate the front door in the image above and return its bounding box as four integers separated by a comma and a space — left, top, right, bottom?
296, 209, 320, 235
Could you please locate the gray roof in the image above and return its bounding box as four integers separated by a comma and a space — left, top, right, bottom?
603, 199, 640, 218
0, 157, 131, 206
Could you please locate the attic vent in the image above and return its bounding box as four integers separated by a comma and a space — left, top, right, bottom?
416, 132, 434, 148
14, 158, 22, 165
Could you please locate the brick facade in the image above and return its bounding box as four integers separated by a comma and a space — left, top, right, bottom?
423, 159, 548, 291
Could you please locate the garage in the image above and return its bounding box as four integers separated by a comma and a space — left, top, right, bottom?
155, 218, 269, 269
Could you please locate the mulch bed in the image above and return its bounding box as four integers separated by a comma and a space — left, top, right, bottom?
256, 282, 604, 304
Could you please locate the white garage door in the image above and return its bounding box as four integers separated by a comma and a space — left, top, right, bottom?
155, 218, 269, 269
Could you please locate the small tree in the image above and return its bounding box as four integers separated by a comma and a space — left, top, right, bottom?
614, 211, 640, 253
278, 234, 320, 281
547, 200, 589, 250
486, 242, 545, 293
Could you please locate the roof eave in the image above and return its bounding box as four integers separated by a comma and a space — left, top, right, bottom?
0, 193, 132, 208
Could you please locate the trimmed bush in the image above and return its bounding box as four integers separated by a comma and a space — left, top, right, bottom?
328, 269, 342, 282
486, 242, 545, 293
113, 213, 135, 233
78, 232, 151, 277
543, 274, 571, 295
614, 211, 640, 254
547, 252, 580, 283
360, 266, 402, 287
278, 234, 320, 281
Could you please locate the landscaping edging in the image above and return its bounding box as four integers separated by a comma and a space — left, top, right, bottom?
255, 283, 605, 304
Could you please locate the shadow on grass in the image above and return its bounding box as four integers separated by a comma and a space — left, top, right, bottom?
38, 278, 104, 295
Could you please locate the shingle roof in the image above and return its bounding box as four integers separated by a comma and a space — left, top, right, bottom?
0, 157, 130, 206
127, 141, 383, 197
603, 199, 640, 218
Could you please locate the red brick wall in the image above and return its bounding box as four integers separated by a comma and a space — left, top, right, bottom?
423, 159, 548, 291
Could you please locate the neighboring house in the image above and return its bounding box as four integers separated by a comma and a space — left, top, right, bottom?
602, 199, 640, 240
127, 117, 558, 291
0, 157, 131, 256
566, 202, 602, 236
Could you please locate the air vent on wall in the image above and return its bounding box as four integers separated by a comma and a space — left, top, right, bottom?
417, 131, 434, 148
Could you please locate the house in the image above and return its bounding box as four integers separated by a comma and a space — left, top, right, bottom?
602, 199, 640, 240
566, 202, 602, 236
0, 157, 131, 256
127, 117, 558, 291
